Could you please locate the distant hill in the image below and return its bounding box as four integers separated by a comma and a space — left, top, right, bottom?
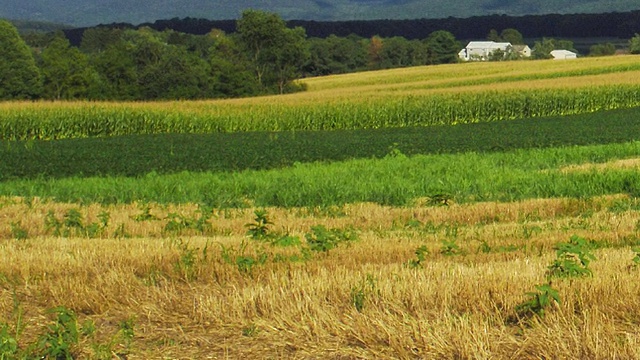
1, 0, 640, 27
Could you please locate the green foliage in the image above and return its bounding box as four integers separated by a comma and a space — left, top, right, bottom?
245, 209, 273, 240
40, 35, 98, 99
37, 306, 80, 360
221, 240, 268, 274
351, 274, 378, 312
440, 239, 464, 256
589, 43, 616, 57
9, 222, 28, 240
629, 33, 640, 54
44, 208, 108, 238
0, 20, 42, 99
0, 323, 19, 359
631, 247, 640, 268
305, 225, 358, 253
546, 235, 596, 279
425, 30, 460, 64
515, 283, 561, 319
407, 245, 429, 268
173, 239, 209, 281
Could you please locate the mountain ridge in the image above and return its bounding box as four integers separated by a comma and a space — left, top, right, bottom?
1, 0, 640, 27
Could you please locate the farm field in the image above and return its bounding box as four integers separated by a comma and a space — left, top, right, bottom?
2, 56, 640, 358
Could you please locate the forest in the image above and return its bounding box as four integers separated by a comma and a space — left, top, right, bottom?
3, 9, 640, 101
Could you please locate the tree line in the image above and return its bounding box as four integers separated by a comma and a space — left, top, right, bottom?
3, 10, 640, 101
1, 10, 462, 101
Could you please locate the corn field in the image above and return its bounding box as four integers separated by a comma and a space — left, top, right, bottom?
2, 56, 640, 140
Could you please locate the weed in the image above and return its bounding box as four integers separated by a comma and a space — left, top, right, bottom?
546, 235, 596, 279
221, 240, 268, 274
37, 306, 80, 360
514, 283, 561, 320
440, 239, 464, 256
407, 245, 429, 268
246, 209, 273, 240
477, 240, 492, 254
271, 234, 301, 247
9, 222, 28, 240
630, 247, 640, 269
0, 323, 19, 359
113, 223, 130, 239
427, 193, 451, 206
173, 239, 209, 281
305, 225, 358, 253
351, 274, 379, 312
242, 323, 259, 337
132, 204, 159, 221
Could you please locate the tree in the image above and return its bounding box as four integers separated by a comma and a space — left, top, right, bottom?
425, 30, 459, 65
91, 40, 140, 100
500, 29, 524, 45
629, 33, 640, 54
589, 43, 616, 57
0, 20, 42, 99
39, 35, 98, 99
138, 45, 211, 99
532, 38, 577, 59
237, 10, 309, 94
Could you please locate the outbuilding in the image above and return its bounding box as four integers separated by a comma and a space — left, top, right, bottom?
550, 50, 577, 60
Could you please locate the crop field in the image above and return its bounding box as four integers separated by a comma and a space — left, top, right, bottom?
2, 56, 640, 358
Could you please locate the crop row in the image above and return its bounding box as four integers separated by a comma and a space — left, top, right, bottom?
1, 138, 640, 207
2, 107, 640, 181
1, 85, 640, 140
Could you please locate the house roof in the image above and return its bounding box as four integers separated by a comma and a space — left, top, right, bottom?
466, 41, 511, 49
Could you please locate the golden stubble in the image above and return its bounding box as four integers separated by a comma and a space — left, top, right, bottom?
1, 194, 640, 358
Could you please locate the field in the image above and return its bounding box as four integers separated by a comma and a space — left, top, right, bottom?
2, 56, 640, 359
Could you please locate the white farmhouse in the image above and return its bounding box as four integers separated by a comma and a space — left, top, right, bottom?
550, 49, 577, 60
458, 41, 512, 61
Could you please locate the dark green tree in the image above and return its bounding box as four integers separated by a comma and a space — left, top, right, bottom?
500, 29, 525, 45
304, 35, 367, 76
91, 40, 140, 100
425, 30, 460, 65
207, 29, 260, 98
629, 34, 640, 54
0, 20, 42, 99
589, 43, 616, 57
237, 10, 309, 92
39, 35, 98, 99
139, 45, 211, 99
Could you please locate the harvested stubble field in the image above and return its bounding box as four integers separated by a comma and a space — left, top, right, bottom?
1, 191, 640, 359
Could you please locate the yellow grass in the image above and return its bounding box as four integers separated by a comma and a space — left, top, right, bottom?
2, 193, 640, 358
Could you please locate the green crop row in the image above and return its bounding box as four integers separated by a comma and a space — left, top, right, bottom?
1, 85, 640, 140
1, 139, 640, 207
2, 107, 640, 181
